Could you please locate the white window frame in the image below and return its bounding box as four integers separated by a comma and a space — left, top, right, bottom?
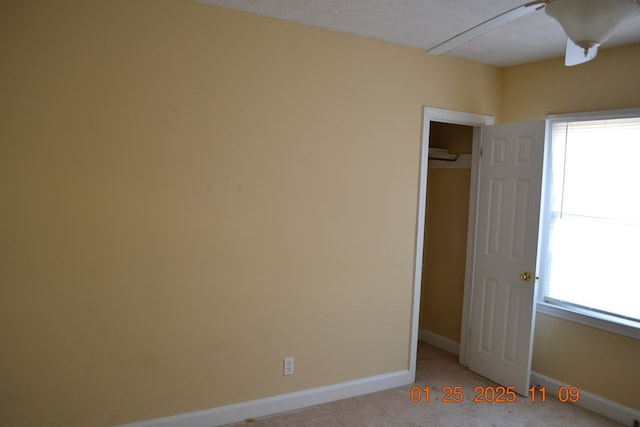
537, 108, 640, 340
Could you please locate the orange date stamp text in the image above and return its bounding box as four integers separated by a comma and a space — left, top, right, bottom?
409, 385, 580, 403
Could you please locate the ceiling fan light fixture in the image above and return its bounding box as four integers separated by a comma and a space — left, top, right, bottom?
426, 0, 639, 66
545, 0, 640, 51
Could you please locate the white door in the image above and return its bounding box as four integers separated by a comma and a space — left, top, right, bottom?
467, 120, 545, 396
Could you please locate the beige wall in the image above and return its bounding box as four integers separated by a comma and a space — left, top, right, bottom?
502, 44, 640, 410
0, 1, 502, 426
502, 44, 640, 122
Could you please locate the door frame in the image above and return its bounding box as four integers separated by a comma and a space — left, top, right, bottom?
410, 107, 494, 378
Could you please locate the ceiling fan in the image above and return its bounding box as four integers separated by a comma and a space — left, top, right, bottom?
428, 0, 640, 66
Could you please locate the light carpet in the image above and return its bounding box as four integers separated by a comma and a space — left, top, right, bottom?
227, 341, 623, 426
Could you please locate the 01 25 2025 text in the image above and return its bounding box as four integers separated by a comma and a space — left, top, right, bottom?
409, 385, 580, 404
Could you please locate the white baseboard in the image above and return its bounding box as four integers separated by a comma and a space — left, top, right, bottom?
418, 329, 460, 356
116, 370, 413, 427
530, 371, 640, 426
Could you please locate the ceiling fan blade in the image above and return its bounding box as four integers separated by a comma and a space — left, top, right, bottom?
564, 38, 598, 66
428, 0, 547, 55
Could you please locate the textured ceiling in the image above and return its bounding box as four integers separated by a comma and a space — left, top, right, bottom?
194, 0, 640, 67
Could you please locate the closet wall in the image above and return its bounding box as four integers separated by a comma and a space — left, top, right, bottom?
419, 122, 473, 343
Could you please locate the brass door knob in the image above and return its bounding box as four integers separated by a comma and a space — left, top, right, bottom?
520, 272, 533, 282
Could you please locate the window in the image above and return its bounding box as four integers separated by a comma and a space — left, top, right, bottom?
537, 110, 640, 338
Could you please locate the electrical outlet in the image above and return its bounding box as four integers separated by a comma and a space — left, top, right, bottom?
283, 357, 294, 376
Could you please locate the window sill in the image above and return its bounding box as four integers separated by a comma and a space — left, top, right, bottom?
536, 302, 639, 340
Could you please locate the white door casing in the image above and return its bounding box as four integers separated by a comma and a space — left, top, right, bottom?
412, 108, 494, 381
467, 121, 545, 396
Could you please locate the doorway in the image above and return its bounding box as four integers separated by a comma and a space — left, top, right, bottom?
409, 108, 494, 379
418, 121, 475, 354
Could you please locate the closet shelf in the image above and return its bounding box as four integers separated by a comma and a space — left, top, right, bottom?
428, 153, 472, 169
